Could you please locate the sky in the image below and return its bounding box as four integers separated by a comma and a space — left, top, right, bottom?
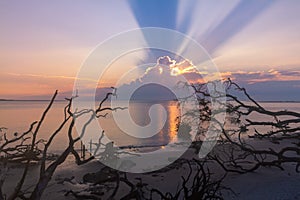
0, 0, 300, 100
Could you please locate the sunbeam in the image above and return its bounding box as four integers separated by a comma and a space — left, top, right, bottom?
127, 0, 277, 61
200, 0, 276, 55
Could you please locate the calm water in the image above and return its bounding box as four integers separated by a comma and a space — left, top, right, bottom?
0, 101, 300, 153
0, 100, 180, 153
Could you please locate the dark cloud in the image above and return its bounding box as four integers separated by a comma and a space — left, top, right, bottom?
157, 56, 175, 66
237, 81, 300, 101
229, 71, 276, 82
276, 70, 300, 77
180, 72, 203, 82
225, 69, 300, 84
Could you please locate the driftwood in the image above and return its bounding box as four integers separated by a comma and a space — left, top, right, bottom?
66, 159, 227, 200
0, 79, 299, 199
0, 88, 125, 200
190, 78, 300, 173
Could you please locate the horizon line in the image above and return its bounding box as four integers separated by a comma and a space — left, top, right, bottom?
2, 99, 300, 103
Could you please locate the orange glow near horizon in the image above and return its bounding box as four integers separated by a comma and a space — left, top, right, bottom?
1, 1, 300, 99
2, 61, 300, 99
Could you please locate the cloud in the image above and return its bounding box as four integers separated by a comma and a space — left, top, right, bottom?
4, 72, 97, 82
0, 72, 98, 99
225, 69, 300, 84
219, 69, 300, 101
132, 56, 205, 84
3, 60, 300, 101
119, 56, 300, 93
117, 56, 300, 101
157, 56, 176, 66
117, 56, 201, 101
238, 80, 300, 101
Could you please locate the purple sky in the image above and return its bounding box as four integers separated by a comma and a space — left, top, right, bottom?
0, 1, 299, 100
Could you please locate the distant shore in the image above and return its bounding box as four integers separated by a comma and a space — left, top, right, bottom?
2, 98, 300, 103
0, 99, 65, 102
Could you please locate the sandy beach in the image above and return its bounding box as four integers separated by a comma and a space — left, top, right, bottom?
1, 143, 299, 199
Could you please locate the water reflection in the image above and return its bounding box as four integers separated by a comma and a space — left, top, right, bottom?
99, 101, 180, 152
1, 101, 299, 153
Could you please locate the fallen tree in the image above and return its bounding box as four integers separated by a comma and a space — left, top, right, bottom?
1, 79, 299, 199
190, 78, 300, 174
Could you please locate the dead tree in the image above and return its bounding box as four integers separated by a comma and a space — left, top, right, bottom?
65, 158, 228, 200
190, 78, 300, 173
0, 88, 125, 200
3, 78, 298, 199
29, 89, 125, 199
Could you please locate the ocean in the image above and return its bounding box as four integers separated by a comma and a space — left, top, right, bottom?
0, 100, 299, 153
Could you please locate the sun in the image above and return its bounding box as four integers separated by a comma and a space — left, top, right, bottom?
158, 67, 163, 74
171, 67, 180, 76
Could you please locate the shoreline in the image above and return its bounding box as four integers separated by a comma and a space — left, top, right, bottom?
2, 99, 300, 103
1, 140, 299, 199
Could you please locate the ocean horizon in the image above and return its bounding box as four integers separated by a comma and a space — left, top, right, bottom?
1, 100, 299, 154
